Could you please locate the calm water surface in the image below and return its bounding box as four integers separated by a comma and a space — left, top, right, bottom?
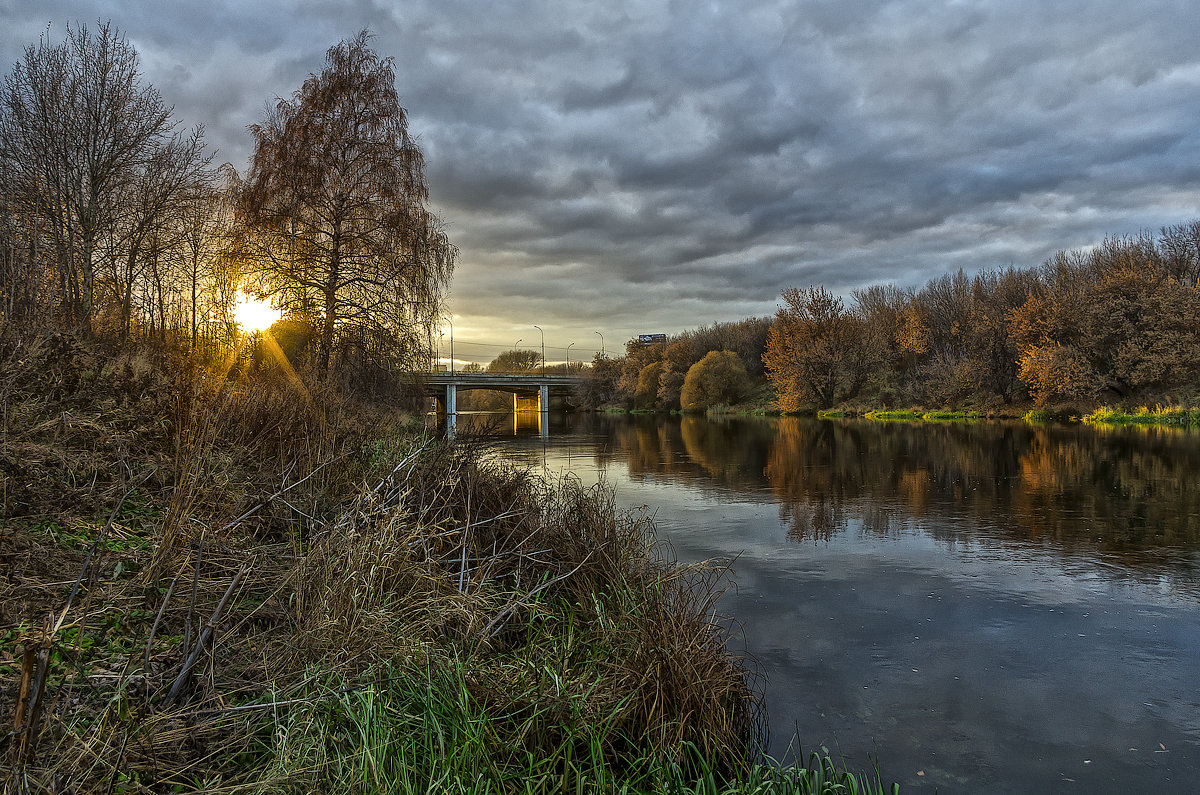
449, 412, 1200, 793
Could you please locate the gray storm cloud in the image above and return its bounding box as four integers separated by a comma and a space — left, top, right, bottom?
3, 0, 1198, 353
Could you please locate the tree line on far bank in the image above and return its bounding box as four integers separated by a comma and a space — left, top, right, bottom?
570, 222, 1200, 413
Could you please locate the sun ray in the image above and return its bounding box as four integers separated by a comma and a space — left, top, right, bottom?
259, 330, 313, 409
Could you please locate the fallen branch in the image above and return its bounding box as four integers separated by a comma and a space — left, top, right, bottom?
163, 564, 249, 706
183, 534, 205, 655
217, 451, 355, 534
144, 571, 180, 672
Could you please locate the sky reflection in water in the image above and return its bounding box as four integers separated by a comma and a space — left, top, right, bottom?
464, 413, 1200, 792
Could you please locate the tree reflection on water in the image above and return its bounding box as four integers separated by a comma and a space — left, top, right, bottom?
590, 414, 1200, 587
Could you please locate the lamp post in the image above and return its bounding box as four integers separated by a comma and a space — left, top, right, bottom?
444, 316, 454, 374
594, 330, 604, 358
566, 342, 575, 369
533, 325, 545, 375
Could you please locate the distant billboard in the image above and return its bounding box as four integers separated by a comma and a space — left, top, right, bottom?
638, 334, 667, 344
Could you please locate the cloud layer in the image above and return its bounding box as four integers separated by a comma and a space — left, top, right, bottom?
5, 0, 1199, 359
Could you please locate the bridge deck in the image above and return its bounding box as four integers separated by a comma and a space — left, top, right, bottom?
421, 372, 582, 395
422, 372, 582, 415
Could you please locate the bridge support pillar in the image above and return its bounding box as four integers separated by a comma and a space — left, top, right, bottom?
539, 385, 549, 438
444, 383, 457, 415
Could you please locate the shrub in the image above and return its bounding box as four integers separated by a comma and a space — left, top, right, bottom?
635, 361, 663, 409
680, 351, 751, 413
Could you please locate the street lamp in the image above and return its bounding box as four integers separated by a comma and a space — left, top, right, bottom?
594, 330, 604, 358
533, 325, 545, 375
444, 315, 454, 374
566, 342, 575, 369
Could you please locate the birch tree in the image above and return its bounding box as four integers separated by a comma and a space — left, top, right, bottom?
239, 30, 456, 377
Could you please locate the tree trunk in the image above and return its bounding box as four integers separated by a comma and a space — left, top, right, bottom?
317, 232, 340, 377
80, 227, 95, 335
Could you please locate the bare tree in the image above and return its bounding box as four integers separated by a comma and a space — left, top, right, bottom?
173, 168, 241, 355
0, 151, 48, 323
239, 30, 456, 377
1, 21, 203, 332
108, 127, 212, 340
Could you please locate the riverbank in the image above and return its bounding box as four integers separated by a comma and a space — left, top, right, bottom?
713, 391, 1200, 430
1, 330, 895, 793
1078, 405, 1200, 428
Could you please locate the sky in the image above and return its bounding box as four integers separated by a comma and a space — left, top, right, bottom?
4, 0, 1200, 364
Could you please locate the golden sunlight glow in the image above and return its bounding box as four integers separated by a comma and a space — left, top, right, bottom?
233, 293, 281, 333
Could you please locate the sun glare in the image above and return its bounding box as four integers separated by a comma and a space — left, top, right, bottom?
233, 293, 281, 333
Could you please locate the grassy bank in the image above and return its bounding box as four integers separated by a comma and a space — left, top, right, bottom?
713, 383, 781, 416
863, 409, 983, 422
269, 662, 892, 794
1, 328, 895, 793
1080, 405, 1200, 428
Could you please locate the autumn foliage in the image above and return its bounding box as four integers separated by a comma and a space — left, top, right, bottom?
587, 224, 1200, 414
765, 223, 1200, 410
1010, 239, 1200, 402
763, 287, 882, 411
680, 350, 752, 412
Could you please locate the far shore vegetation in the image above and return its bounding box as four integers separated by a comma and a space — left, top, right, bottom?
1080, 405, 1200, 428
551, 221, 1200, 430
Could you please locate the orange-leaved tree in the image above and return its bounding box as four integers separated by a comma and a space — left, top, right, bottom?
764, 286, 883, 411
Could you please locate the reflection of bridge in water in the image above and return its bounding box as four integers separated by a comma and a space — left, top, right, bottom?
421, 372, 583, 437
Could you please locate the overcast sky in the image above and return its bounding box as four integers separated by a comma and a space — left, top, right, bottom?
4, 1, 1200, 363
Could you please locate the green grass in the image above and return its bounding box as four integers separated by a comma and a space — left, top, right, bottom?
1022, 406, 1086, 424
863, 410, 922, 421
719, 384, 782, 416
1081, 405, 1200, 428
864, 409, 981, 422
707, 405, 783, 416
261, 662, 898, 795
919, 410, 981, 421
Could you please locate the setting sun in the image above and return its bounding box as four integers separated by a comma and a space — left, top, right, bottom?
233, 293, 280, 333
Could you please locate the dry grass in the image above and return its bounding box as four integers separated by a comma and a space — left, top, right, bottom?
295, 443, 762, 775
1, 327, 762, 793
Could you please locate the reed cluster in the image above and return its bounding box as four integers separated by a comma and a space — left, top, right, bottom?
289, 440, 763, 785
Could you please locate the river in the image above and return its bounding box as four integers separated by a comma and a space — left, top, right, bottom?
443, 411, 1200, 793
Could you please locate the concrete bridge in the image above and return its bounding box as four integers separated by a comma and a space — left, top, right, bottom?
422, 372, 583, 414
